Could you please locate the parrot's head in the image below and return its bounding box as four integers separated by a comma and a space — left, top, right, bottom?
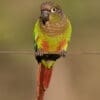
40, 1, 64, 25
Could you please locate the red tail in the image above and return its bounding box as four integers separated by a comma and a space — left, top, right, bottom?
36, 63, 53, 100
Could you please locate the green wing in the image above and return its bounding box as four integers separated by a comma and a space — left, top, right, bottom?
33, 20, 39, 51
66, 18, 72, 42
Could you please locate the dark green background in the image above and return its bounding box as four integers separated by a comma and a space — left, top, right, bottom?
0, 0, 100, 100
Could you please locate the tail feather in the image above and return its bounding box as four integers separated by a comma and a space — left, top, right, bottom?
36, 63, 53, 100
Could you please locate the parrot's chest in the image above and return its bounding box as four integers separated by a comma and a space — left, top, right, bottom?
37, 33, 67, 52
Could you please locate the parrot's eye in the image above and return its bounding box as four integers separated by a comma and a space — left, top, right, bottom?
51, 8, 57, 13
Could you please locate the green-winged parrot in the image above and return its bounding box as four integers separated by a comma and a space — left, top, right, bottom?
33, 1, 72, 100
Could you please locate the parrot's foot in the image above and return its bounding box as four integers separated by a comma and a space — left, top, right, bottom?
59, 50, 67, 57
35, 50, 44, 56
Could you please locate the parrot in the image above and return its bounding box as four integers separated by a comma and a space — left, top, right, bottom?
33, 1, 72, 100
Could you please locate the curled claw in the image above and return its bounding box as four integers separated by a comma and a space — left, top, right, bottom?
59, 50, 67, 57
35, 50, 44, 56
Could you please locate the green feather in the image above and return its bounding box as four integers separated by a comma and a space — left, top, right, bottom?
49, 13, 62, 23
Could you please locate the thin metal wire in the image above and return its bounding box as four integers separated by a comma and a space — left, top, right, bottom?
0, 50, 100, 55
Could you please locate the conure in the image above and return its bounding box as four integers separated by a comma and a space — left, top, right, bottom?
33, 1, 72, 100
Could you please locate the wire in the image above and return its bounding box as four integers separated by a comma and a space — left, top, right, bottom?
0, 50, 100, 55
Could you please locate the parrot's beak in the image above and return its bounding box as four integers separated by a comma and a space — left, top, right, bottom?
41, 10, 49, 25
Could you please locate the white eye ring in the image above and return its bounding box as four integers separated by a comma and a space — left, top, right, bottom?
51, 8, 56, 13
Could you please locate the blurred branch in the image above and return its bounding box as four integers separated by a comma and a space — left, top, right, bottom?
0, 50, 100, 55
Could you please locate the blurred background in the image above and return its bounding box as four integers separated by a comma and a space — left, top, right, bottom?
0, 0, 100, 100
